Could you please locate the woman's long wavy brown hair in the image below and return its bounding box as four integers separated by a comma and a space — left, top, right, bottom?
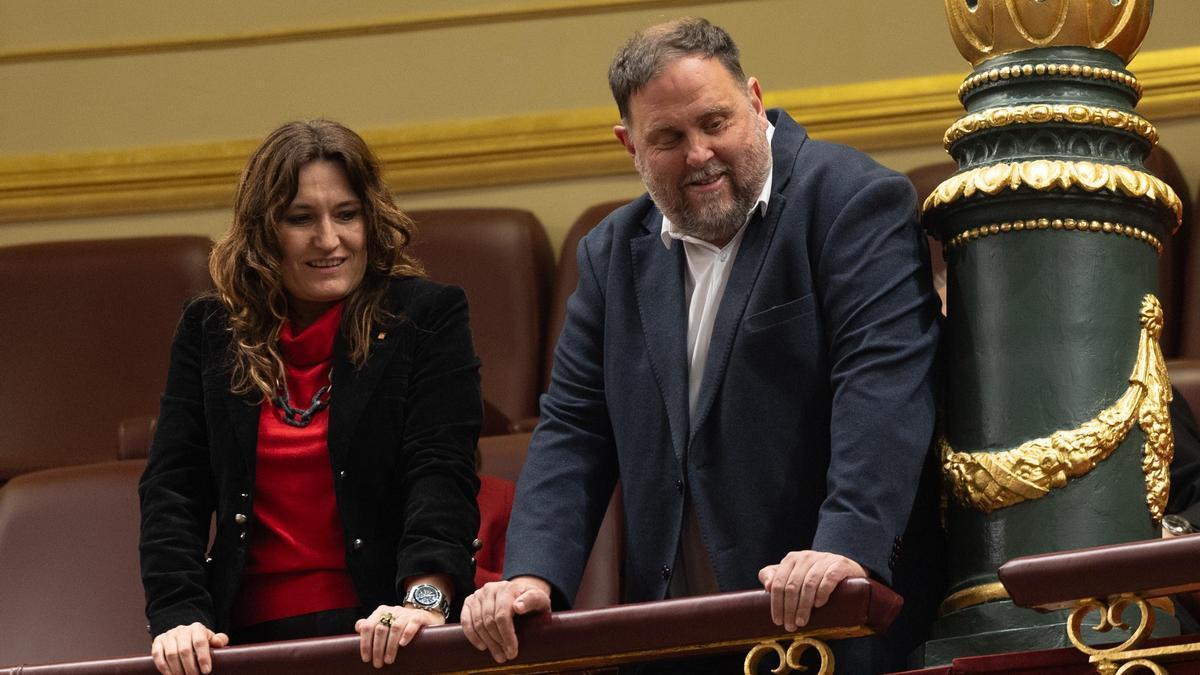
210, 120, 423, 402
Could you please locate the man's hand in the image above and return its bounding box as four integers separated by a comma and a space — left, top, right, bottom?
150, 623, 229, 675
758, 551, 866, 631
461, 576, 552, 663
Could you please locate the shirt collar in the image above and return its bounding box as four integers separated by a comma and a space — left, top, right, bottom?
660, 121, 775, 251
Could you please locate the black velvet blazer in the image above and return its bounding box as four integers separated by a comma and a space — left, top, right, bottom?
139, 277, 482, 636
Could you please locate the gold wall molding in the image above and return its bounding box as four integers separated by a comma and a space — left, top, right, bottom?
940, 294, 1174, 519
0, 0, 751, 65
2, 46, 1197, 225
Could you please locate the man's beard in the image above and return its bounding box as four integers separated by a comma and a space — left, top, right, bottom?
638, 133, 772, 244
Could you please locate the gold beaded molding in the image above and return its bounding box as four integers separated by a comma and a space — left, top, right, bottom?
922, 160, 1183, 229
943, 103, 1158, 148
943, 218, 1163, 255
957, 62, 1142, 102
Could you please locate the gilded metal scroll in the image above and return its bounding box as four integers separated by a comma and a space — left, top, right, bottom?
941, 294, 1174, 518
922, 161, 1183, 229
1064, 593, 1200, 674
744, 637, 834, 675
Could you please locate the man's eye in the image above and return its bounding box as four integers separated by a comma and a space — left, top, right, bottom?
705, 118, 725, 132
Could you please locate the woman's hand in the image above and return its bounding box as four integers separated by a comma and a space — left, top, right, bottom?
356, 605, 445, 668
151, 623, 229, 675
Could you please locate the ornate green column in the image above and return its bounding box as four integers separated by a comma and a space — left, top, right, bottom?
920, 0, 1184, 663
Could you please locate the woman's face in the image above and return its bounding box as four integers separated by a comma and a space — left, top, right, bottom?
276, 160, 368, 327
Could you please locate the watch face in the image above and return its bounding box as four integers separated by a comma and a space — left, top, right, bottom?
413, 584, 442, 606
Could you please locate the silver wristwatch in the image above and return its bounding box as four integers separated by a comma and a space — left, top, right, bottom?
403, 583, 450, 619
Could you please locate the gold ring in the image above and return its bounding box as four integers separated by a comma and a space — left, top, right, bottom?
379, 612, 394, 627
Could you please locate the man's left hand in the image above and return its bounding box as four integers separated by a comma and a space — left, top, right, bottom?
757, 551, 866, 631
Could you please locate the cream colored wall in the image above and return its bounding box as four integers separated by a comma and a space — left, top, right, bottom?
1, 1, 1197, 252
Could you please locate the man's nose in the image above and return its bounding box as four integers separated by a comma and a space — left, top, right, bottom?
685, 135, 714, 168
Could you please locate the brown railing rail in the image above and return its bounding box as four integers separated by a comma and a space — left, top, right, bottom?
0, 581, 901, 674
999, 533, 1200, 611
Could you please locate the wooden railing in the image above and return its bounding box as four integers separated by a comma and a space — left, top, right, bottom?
998, 533, 1200, 674
0, 581, 901, 674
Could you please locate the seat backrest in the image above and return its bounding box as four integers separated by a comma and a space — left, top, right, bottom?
408, 210, 554, 429
1176, 182, 1200, 358
0, 460, 149, 666
1143, 147, 1193, 358
543, 200, 630, 391
1169, 360, 1200, 418
0, 237, 212, 479
476, 432, 623, 609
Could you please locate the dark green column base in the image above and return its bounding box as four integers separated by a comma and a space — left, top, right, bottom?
917, 600, 1180, 667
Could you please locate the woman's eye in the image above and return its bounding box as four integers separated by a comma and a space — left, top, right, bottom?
284, 214, 310, 225
337, 210, 359, 222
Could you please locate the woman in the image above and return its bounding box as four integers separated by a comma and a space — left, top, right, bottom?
139, 120, 481, 675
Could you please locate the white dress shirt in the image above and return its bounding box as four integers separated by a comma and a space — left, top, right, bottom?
661, 122, 774, 596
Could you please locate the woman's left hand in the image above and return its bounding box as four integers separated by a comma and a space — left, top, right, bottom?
356, 605, 445, 668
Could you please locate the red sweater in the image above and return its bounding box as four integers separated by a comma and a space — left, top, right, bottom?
233, 303, 359, 627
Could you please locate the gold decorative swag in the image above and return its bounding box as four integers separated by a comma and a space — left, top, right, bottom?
941, 294, 1174, 519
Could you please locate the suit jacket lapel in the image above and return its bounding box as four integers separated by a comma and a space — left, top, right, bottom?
687, 111, 807, 443
630, 211, 690, 461
328, 319, 401, 470
688, 198, 786, 444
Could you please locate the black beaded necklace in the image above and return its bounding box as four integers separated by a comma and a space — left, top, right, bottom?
272, 378, 332, 428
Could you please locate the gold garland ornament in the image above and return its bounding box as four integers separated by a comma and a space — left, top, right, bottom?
940, 294, 1174, 519
744, 638, 834, 675
921, 160, 1183, 231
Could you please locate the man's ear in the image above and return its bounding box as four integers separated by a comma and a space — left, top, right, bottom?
746, 77, 766, 121
613, 124, 637, 158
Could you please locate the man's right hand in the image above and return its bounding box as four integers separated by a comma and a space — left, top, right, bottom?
151, 623, 229, 675
461, 576, 552, 663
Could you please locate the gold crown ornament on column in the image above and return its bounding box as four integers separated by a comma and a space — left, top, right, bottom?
944, 0, 1153, 67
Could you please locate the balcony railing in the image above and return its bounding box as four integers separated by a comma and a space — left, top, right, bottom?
0, 580, 901, 674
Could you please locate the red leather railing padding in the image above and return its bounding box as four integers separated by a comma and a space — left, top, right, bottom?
0, 581, 901, 674
998, 534, 1200, 611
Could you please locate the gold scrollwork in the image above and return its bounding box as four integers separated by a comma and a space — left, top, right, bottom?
957, 62, 1142, 101
941, 218, 1163, 256
941, 294, 1174, 519
744, 638, 834, 675
921, 160, 1183, 230
943, 103, 1158, 148
1065, 594, 1190, 675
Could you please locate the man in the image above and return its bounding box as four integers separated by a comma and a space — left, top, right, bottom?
463, 17, 942, 671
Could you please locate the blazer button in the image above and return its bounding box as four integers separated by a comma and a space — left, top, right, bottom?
661, 565, 672, 580
472, 538, 483, 551
239, 531, 246, 541
338, 470, 346, 480
675, 480, 683, 495
239, 493, 249, 500
353, 538, 364, 551
234, 513, 248, 524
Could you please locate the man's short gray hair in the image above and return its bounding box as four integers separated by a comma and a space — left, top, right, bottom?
607, 17, 747, 122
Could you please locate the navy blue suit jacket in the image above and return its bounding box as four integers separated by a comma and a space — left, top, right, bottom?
505, 110, 941, 613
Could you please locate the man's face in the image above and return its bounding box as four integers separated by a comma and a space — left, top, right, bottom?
614, 55, 772, 246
